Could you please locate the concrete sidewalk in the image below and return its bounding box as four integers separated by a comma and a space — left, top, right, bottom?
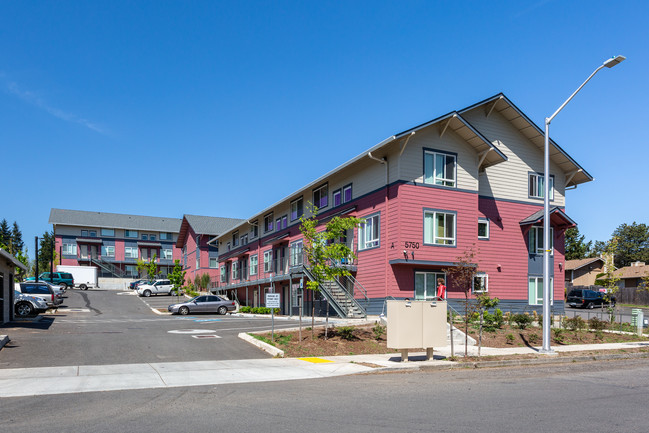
2, 341, 648, 398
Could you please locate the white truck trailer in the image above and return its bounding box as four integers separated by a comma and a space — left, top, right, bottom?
56, 265, 99, 290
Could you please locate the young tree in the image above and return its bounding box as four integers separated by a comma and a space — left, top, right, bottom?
594, 237, 620, 320
475, 293, 499, 358
299, 203, 362, 339
137, 254, 158, 280
611, 222, 649, 268
564, 227, 592, 260
443, 245, 479, 357
168, 260, 186, 297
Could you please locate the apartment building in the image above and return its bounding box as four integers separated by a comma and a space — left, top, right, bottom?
212, 94, 592, 317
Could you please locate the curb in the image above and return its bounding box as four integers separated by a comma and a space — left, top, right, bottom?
238, 332, 285, 357
0, 335, 9, 350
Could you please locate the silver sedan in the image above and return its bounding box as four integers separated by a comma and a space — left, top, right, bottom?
168, 295, 236, 315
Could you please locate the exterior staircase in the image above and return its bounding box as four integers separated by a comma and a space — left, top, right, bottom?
301, 266, 366, 318
91, 258, 126, 278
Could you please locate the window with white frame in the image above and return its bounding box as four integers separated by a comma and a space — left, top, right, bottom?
163, 248, 173, 260
101, 228, 114, 237
529, 173, 554, 200
232, 231, 239, 247
220, 265, 226, 282
290, 240, 303, 266
473, 273, 488, 293
263, 250, 272, 272
528, 276, 553, 305
424, 150, 456, 187
313, 184, 328, 209
209, 258, 218, 268
125, 230, 138, 238
415, 272, 446, 300
241, 234, 248, 245
250, 255, 258, 276
529, 226, 554, 255
424, 210, 456, 246
232, 261, 239, 279
358, 213, 380, 250
160, 232, 173, 240
250, 221, 259, 238
333, 189, 342, 207
290, 197, 303, 221
478, 218, 489, 240
264, 213, 273, 233
343, 184, 352, 203
101, 245, 115, 257
62, 243, 77, 255
125, 246, 138, 259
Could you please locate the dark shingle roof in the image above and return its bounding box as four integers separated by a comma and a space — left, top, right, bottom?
49, 209, 182, 232
183, 215, 244, 236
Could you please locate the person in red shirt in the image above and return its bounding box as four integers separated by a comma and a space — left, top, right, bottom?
437, 278, 446, 300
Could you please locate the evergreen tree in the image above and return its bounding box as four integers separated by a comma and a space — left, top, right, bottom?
10, 221, 24, 255
564, 227, 592, 260
0, 219, 10, 249
611, 222, 649, 268
37, 231, 56, 274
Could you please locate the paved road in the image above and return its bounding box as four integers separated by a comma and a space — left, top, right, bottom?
2, 358, 648, 432
0, 289, 301, 368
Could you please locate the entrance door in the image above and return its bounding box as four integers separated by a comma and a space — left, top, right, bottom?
414, 272, 446, 300
90, 245, 98, 260
253, 290, 258, 308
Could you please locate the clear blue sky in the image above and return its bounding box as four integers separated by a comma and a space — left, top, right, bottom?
1, 0, 647, 258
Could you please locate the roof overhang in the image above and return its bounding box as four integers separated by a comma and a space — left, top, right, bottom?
219, 247, 251, 261
389, 259, 476, 268
0, 248, 27, 271
519, 206, 576, 229
77, 238, 103, 244
176, 217, 191, 248
262, 232, 290, 246
138, 241, 162, 247
460, 94, 594, 187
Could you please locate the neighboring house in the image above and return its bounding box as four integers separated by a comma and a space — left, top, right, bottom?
565, 257, 605, 287
213, 93, 592, 316
175, 215, 244, 286
50, 209, 182, 278
612, 262, 649, 290
1, 248, 28, 324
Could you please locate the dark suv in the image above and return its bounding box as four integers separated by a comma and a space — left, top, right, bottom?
567, 289, 616, 309
24, 272, 75, 289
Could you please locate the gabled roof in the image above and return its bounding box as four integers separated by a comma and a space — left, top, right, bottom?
519, 206, 577, 229
459, 93, 593, 187
612, 263, 649, 280
176, 215, 244, 248
0, 248, 27, 271
49, 208, 182, 232
565, 257, 604, 271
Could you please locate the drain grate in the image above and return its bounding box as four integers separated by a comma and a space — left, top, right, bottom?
192, 335, 222, 339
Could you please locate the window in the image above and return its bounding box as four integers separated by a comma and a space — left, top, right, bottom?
529, 226, 554, 255
220, 265, 227, 283
81, 230, 88, 237
62, 244, 77, 255
160, 233, 173, 240
264, 213, 274, 233
290, 197, 303, 221
529, 173, 554, 200
125, 230, 138, 238
102, 245, 115, 257
333, 189, 342, 207
529, 276, 554, 305
125, 265, 138, 277
478, 218, 489, 240
250, 255, 258, 276
415, 272, 446, 300
241, 234, 248, 245
125, 246, 138, 259
343, 184, 352, 203
290, 240, 303, 266
473, 273, 488, 293
313, 184, 328, 209
101, 229, 114, 237
250, 221, 259, 238
163, 249, 173, 260
424, 210, 456, 246
358, 213, 380, 250
263, 250, 272, 272
141, 234, 148, 240
89, 231, 97, 237
275, 215, 288, 231
232, 261, 239, 280
424, 150, 456, 187
233, 231, 239, 247
209, 258, 218, 268
149, 235, 156, 241
282, 215, 287, 229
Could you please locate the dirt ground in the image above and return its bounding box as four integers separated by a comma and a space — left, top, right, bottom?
255, 322, 649, 359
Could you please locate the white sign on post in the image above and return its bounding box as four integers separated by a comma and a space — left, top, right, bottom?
265, 293, 280, 308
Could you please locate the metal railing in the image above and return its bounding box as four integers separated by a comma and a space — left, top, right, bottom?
301, 265, 366, 318
334, 272, 369, 312
91, 258, 126, 278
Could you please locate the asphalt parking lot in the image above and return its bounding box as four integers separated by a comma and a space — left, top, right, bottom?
0, 288, 301, 369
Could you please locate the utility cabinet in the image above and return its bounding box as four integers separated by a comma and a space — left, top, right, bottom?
387, 300, 447, 361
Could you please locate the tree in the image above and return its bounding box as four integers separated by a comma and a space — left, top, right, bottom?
594, 237, 620, 320
299, 203, 362, 339
443, 245, 479, 357
37, 231, 56, 276
564, 227, 592, 260
611, 222, 649, 268
0, 219, 10, 249
168, 260, 186, 297
476, 293, 499, 357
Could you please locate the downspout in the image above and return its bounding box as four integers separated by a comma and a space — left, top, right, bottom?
368, 151, 389, 301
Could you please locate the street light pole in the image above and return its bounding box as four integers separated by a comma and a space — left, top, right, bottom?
541, 55, 626, 353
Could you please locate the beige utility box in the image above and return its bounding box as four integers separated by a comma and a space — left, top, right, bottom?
387, 300, 447, 361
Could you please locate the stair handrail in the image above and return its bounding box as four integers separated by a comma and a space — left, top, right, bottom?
91, 258, 126, 278
325, 274, 367, 318
334, 273, 369, 312
300, 266, 347, 318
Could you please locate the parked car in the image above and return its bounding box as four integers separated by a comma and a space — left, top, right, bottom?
14, 290, 49, 317
129, 279, 151, 290
137, 279, 173, 297
24, 272, 74, 289
168, 295, 236, 315
567, 289, 616, 309
17, 282, 63, 307
36, 280, 66, 298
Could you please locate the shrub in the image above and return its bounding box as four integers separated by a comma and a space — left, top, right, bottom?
564, 316, 586, 331
239, 306, 251, 313
512, 313, 533, 330
337, 326, 355, 341
505, 333, 515, 344
372, 323, 386, 340
588, 317, 607, 331
494, 309, 504, 328
553, 328, 565, 343
527, 333, 539, 344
